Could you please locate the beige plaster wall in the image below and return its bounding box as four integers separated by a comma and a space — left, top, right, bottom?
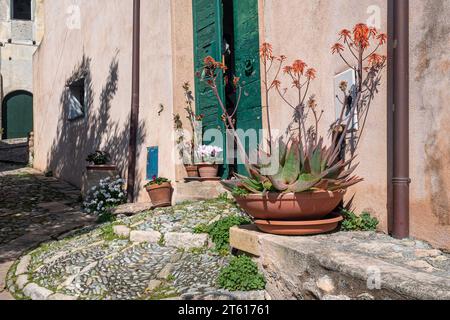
33, 0, 449, 249
260, 0, 449, 249
33, 0, 193, 202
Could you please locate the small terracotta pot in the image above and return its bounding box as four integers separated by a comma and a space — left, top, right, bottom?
197, 164, 219, 178
185, 165, 199, 178
145, 182, 173, 208
234, 190, 345, 221
254, 214, 343, 236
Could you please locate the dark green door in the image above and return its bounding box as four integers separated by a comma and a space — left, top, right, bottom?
192, 0, 262, 177
193, 0, 229, 178
233, 0, 262, 175
2, 91, 33, 139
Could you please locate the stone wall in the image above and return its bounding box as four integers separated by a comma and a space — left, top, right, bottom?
231, 226, 450, 300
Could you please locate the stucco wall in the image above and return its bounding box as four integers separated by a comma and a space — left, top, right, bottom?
33, 0, 449, 249
33, 0, 192, 201
260, 0, 450, 249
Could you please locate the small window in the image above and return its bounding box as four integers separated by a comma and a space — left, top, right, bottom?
67, 78, 86, 121
11, 0, 32, 21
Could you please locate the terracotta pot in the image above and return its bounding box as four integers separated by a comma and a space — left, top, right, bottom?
254, 214, 343, 236
234, 190, 345, 221
146, 182, 173, 207
197, 164, 219, 178
185, 165, 199, 178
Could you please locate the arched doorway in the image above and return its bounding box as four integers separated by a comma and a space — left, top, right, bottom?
1, 91, 33, 139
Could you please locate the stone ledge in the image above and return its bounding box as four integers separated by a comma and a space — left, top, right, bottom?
230, 227, 450, 300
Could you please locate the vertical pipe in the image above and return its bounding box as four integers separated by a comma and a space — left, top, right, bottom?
127, 0, 141, 203
390, 0, 411, 238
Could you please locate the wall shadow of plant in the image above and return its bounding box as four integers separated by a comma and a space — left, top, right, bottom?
47, 53, 146, 197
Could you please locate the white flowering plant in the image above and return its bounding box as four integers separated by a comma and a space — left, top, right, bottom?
83, 177, 126, 220
196, 145, 223, 164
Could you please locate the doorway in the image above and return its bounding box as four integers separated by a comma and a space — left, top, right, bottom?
1, 91, 33, 139
192, 0, 262, 178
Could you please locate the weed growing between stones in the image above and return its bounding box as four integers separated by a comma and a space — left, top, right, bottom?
217, 255, 266, 292
194, 215, 252, 253
341, 209, 379, 231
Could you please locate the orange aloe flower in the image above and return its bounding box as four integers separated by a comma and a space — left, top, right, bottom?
339, 29, 352, 41
271, 80, 281, 89
377, 33, 388, 45
306, 68, 317, 80
203, 56, 216, 65
283, 65, 293, 74
353, 23, 370, 49
260, 43, 273, 60
232, 76, 240, 87
331, 43, 345, 54
369, 27, 378, 39
368, 53, 385, 67
292, 60, 307, 75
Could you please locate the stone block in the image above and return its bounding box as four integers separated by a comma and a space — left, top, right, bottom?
23, 283, 53, 300
15, 255, 31, 276
230, 225, 262, 257
165, 232, 208, 249
130, 230, 161, 244
113, 225, 131, 238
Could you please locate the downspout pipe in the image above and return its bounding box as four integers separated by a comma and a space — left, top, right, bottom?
389, 0, 411, 239
127, 0, 141, 203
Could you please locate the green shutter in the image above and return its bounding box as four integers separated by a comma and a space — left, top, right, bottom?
233, 0, 262, 175
192, 0, 228, 177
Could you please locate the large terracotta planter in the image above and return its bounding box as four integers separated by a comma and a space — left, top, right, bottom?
82, 164, 119, 197
234, 190, 345, 221
185, 165, 199, 178
197, 164, 219, 178
254, 214, 343, 236
146, 182, 173, 208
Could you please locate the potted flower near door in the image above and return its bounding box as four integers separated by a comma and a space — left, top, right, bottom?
196, 24, 386, 236
145, 177, 173, 208
196, 145, 223, 178
174, 82, 205, 178
82, 151, 119, 197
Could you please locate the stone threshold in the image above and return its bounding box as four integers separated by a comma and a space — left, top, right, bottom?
230, 226, 450, 300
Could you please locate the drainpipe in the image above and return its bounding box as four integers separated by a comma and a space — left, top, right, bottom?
127, 0, 141, 203
388, 0, 411, 239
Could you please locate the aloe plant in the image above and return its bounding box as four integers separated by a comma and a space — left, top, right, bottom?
221, 138, 363, 195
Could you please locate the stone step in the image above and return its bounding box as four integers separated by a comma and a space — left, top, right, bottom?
174, 181, 227, 203
230, 227, 450, 300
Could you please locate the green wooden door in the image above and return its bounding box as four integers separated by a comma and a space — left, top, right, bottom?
2, 91, 33, 139
193, 0, 228, 178
233, 0, 262, 175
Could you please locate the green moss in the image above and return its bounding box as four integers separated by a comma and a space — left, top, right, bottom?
195, 215, 251, 253
341, 210, 379, 231
217, 256, 266, 292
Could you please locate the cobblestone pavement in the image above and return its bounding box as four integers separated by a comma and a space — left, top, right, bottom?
5, 199, 266, 300
0, 163, 96, 299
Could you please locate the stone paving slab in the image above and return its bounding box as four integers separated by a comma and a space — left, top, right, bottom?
231, 227, 450, 300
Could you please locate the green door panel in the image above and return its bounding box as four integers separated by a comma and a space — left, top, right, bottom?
2, 91, 33, 139
233, 0, 262, 175
193, 0, 229, 178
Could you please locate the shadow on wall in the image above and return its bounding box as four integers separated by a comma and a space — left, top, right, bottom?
46, 53, 146, 196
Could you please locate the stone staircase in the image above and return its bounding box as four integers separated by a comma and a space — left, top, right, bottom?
231, 226, 450, 300
174, 181, 228, 203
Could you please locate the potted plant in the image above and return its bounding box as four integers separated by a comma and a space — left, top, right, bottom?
82, 150, 119, 197
196, 145, 223, 178
174, 82, 204, 178
144, 177, 173, 208
196, 23, 386, 235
